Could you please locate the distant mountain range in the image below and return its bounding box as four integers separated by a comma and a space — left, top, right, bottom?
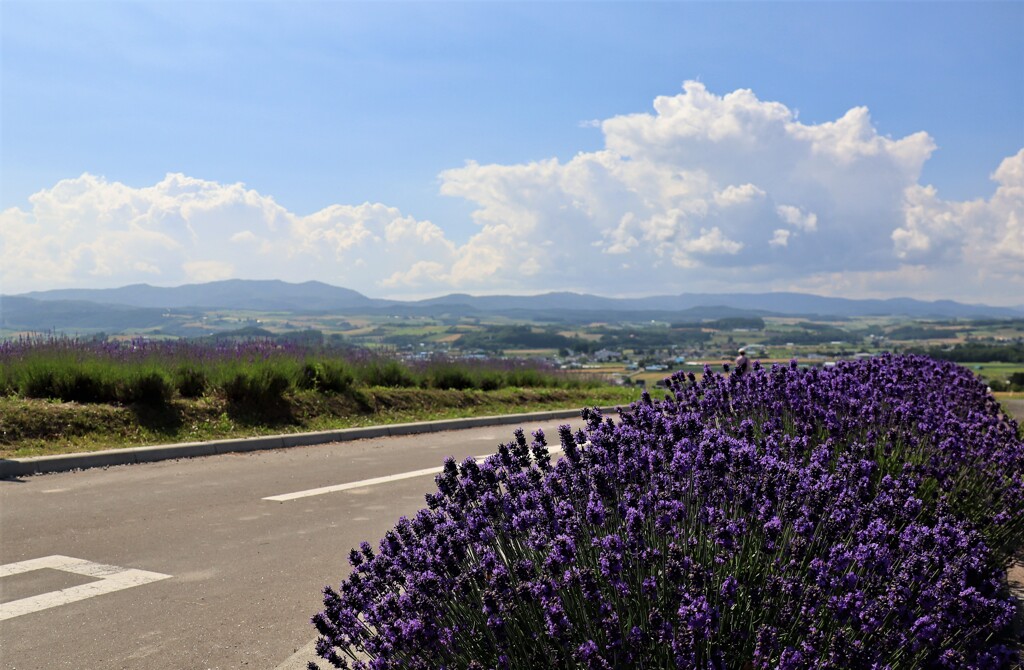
405, 290, 1024, 320
3, 279, 1022, 332
16, 280, 374, 312
0, 296, 175, 331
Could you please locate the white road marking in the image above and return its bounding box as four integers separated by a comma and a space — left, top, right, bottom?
267, 444, 578, 666
264, 462, 470, 502
0, 555, 171, 621
264, 446, 565, 502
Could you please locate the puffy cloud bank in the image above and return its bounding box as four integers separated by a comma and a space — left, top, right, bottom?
1, 173, 458, 294
3, 82, 1022, 302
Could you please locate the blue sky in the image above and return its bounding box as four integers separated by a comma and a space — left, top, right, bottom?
2, 1, 1023, 303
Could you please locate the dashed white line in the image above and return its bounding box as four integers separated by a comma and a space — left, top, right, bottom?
263, 464, 454, 502
264, 447, 565, 502
0, 555, 171, 621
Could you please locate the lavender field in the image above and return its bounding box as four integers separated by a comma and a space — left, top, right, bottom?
0, 336, 598, 407
0, 336, 637, 457
312, 355, 1023, 669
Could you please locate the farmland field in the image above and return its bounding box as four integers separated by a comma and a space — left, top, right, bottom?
3, 311, 1023, 458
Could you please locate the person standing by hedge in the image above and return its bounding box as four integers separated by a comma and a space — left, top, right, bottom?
735, 347, 750, 375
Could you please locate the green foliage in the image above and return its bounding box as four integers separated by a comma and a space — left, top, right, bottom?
297, 361, 354, 394
763, 326, 855, 345
14, 361, 172, 407
907, 342, 1024, 363
426, 364, 476, 390
117, 371, 173, 406
19, 363, 118, 404
705, 316, 766, 330
594, 326, 710, 349
56, 369, 114, 403
19, 368, 62, 399
505, 367, 549, 388
222, 369, 291, 408
278, 329, 325, 346
0, 338, 608, 414
1, 296, 172, 331
456, 325, 595, 352
477, 372, 503, 391
173, 367, 209, 398
988, 378, 1011, 392
885, 325, 959, 340
211, 326, 275, 339
355, 359, 418, 388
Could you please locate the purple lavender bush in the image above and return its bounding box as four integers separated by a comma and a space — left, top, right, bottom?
310, 355, 1023, 669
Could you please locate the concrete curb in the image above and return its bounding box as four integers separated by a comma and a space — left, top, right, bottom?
0, 406, 620, 478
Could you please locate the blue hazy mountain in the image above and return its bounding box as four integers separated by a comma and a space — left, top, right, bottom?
17, 279, 374, 311
11, 280, 1024, 321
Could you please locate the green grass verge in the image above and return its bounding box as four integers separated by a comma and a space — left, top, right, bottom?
0, 386, 640, 459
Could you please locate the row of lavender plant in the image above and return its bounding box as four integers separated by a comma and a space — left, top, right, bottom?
0, 336, 596, 406
311, 355, 1022, 669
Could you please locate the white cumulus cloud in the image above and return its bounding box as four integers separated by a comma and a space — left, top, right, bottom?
769, 229, 792, 248
681, 227, 743, 256
0, 173, 456, 294
435, 81, 947, 294
2, 83, 1022, 304
892, 149, 1024, 284
775, 205, 818, 232
714, 184, 766, 207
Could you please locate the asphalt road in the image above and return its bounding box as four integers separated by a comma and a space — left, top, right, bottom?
0, 416, 594, 670
1000, 397, 1024, 424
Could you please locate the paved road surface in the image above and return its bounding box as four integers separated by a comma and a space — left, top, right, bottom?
1000, 397, 1024, 423
0, 416, 594, 670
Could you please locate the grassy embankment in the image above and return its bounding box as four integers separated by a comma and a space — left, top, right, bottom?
0, 338, 638, 458
0, 385, 639, 459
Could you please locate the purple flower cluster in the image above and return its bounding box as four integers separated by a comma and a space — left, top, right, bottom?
311, 355, 1023, 669
0, 334, 312, 367
0, 335, 580, 396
